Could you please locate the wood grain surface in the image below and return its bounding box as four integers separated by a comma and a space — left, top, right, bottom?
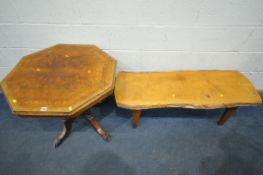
115, 70, 262, 110
1, 44, 116, 117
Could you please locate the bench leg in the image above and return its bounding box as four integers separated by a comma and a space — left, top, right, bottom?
217, 107, 238, 125
132, 110, 141, 128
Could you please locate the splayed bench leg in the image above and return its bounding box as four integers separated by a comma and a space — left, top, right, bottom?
132, 110, 141, 128
217, 107, 238, 125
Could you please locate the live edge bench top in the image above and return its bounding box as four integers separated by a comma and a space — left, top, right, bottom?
115, 70, 262, 110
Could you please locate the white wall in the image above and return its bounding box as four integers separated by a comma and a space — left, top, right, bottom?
0, 0, 263, 89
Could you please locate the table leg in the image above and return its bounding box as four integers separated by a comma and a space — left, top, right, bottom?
132, 110, 141, 128
53, 118, 74, 148
217, 107, 238, 125
84, 111, 111, 142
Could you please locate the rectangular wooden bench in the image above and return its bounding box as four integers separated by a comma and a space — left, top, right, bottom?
114, 70, 262, 128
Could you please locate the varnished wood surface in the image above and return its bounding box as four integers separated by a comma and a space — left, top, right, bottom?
1, 44, 116, 117
115, 71, 262, 110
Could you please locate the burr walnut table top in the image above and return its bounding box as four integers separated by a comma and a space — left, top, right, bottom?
1, 44, 116, 117
115, 70, 262, 110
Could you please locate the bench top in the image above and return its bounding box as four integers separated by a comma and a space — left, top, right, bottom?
115, 70, 262, 110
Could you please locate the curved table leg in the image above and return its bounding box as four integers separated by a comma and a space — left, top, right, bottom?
84, 111, 111, 142
53, 118, 74, 148
217, 107, 238, 125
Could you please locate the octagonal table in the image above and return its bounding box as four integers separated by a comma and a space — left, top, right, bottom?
1, 44, 116, 148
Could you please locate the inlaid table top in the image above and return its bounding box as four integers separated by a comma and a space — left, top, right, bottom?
1, 44, 116, 117
115, 70, 262, 110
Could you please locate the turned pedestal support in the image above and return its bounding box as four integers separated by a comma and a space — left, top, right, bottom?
53, 110, 111, 148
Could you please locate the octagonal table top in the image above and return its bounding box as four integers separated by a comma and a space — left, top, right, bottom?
1, 44, 116, 117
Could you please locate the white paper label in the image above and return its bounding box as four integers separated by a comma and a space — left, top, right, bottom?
40, 107, 48, 111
